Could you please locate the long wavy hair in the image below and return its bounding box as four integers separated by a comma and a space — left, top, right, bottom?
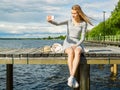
72, 4, 93, 25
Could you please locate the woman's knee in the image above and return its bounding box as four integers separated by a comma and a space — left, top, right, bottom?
65, 47, 74, 55
75, 47, 82, 55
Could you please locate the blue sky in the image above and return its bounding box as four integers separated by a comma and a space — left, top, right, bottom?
0, 0, 119, 38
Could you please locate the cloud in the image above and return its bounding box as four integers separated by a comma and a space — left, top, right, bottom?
81, 0, 119, 26
83, 0, 118, 9
0, 0, 119, 38
0, 0, 70, 23
0, 22, 66, 38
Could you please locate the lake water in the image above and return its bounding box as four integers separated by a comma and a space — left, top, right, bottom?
0, 40, 120, 90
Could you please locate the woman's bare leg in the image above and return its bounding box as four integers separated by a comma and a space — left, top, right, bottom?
66, 47, 81, 88
65, 47, 74, 76
72, 47, 82, 76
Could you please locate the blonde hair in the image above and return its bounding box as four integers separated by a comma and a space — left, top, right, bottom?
72, 4, 93, 25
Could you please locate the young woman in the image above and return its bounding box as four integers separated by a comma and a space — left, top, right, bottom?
47, 4, 92, 88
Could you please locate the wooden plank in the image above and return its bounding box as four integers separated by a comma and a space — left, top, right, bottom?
0, 43, 119, 64
0, 52, 119, 58
110, 60, 120, 64
0, 59, 120, 64
29, 48, 44, 54
0, 59, 67, 64
87, 59, 109, 64
0, 59, 13, 64
29, 59, 67, 64
0, 45, 119, 54
0, 48, 15, 54
9, 48, 37, 54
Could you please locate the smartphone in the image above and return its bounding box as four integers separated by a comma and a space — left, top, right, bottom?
51, 16, 54, 20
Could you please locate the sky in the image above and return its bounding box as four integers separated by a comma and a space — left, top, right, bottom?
0, 0, 119, 38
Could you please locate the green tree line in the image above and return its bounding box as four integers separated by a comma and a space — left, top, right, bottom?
88, 0, 120, 37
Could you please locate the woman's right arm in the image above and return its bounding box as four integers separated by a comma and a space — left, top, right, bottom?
47, 15, 68, 26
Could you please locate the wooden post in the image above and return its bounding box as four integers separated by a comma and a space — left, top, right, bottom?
6, 64, 13, 90
113, 64, 117, 75
80, 64, 90, 90
110, 64, 118, 80
110, 64, 118, 76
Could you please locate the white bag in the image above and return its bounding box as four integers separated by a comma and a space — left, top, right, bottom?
51, 43, 63, 53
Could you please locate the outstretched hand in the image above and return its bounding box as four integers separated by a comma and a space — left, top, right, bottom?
46, 15, 54, 22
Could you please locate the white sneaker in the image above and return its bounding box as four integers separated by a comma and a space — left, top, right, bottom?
67, 76, 79, 88
67, 76, 73, 87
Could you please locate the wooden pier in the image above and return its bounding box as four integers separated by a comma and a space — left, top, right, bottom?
0, 42, 120, 90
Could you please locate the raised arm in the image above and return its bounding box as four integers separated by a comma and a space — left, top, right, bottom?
47, 15, 68, 26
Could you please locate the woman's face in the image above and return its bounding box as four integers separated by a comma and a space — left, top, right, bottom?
71, 9, 78, 19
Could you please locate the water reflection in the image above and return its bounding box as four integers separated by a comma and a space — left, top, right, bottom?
90, 65, 120, 90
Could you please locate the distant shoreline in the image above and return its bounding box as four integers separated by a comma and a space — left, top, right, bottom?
0, 38, 42, 40
0, 35, 66, 40
0, 38, 61, 40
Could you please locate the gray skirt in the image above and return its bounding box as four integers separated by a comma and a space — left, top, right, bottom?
62, 36, 84, 52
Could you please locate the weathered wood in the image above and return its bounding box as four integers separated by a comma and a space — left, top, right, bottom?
0, 42, 119, 90
1, 59, 120, 64
79, 64, 90, 90
6, 64, 13, 90
0, 57, 120, 64
110, 64, 118, 79
0, 51, 120, 65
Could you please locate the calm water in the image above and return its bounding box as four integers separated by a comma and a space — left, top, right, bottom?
0, 40, 120, 90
